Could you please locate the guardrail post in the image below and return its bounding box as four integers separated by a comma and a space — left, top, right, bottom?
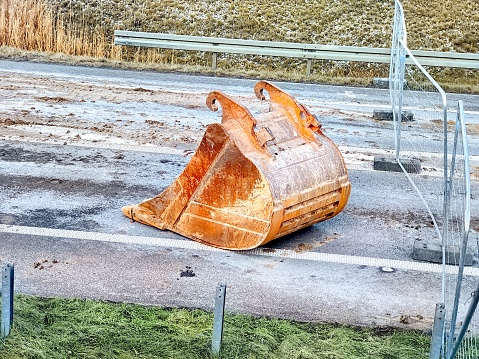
212, 52, 218, 70
212, 283, 226, 355
306, 59, 312, 77
1, 263, 14, 339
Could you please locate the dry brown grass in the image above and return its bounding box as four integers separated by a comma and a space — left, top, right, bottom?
402, 0, 479, 52
0, 0, 114, 58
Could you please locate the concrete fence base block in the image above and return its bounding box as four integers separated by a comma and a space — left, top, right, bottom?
372, 78, 408, 89
412, 239, 474, 265
372, 109, 414, 122
373, 156, 421, 174
372, 78, 390, 89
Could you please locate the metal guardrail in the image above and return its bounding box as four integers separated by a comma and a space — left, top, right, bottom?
114, 30, 479, 74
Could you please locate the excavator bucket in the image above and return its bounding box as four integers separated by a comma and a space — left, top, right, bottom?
122, 81, 351, 250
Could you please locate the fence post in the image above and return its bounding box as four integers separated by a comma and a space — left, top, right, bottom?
212, 283, 226, 355
1, 263, 14, 339
429, 303, 445, 359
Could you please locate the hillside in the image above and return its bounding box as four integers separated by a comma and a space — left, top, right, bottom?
1, 0, 478, 87
48, 0, 478, 51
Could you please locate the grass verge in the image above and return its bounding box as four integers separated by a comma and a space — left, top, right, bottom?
0, 295, 430, 359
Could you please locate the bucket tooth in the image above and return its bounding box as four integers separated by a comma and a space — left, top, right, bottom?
122, 81, 351, 250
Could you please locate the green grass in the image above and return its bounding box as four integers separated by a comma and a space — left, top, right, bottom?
0, 295, 430, 359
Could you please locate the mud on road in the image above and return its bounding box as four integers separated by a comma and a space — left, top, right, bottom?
2, 60, 479, 330
1, 60, 479, 254
0, 70, 213, 150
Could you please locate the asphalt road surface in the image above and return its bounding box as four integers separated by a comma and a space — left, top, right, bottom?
1, 60, 479, 330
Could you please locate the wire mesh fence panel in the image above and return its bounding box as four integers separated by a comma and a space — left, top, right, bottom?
443, 102, 474, 359
389, 2, 476, 358
398, 54, 448, 244
390, 0, 447, 251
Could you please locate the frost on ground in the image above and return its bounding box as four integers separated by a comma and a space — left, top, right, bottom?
53, 0, 477, 52
0, 71, 220, 151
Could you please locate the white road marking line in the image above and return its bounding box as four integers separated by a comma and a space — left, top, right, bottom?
1, 224, 477, 276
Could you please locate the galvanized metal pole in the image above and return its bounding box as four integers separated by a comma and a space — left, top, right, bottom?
429, 303, 445, 359
447, 117, 475, 356
1, 263, 14, 339
212, 283, 226, 355
390, 0, 406, 161
445, 101, 469, 359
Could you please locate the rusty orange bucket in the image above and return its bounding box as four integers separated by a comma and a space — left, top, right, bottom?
122, 81, 350, 250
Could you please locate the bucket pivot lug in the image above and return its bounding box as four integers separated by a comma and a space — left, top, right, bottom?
206, 91, 256, 135
254, 80, 322, 136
